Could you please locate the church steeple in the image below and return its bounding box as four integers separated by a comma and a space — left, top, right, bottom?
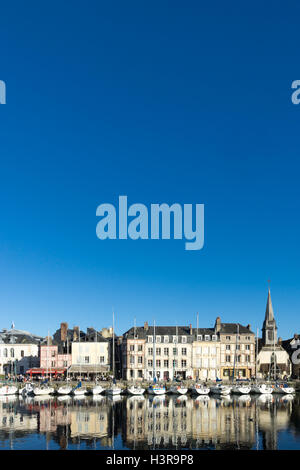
262, 287, 278, 346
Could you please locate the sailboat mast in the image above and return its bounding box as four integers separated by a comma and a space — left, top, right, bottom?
153, 320, 156, 381
273, 323, 276, 381
232, 324, 238, 382
79, 326, 81, 381
112, 311, 115, 378
256, 327, 259, 382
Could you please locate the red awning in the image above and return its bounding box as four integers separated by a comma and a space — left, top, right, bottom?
26, 368, 66, 374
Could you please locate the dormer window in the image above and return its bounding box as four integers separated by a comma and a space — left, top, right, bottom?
148, 336, 153, 343
164, 336, 169, 343
172, 336, 177, 343
156, 336, 161, 343
212, 335, 217, 341
205, 335, 210, 341
182, 336, 187, 344
197, 335, 202, 341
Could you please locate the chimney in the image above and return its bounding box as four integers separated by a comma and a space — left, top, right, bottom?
60, 322, 68, 342
144, 322, 149, 331
294, 334, 298, 340
73, 326, 79, 341
246, 324, 251, 330
215, 316, 221, 333
278, 337, 282, 345
189, 323, 193, 335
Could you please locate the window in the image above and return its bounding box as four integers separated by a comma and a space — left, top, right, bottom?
21, 350, 24, 358
148, 336, 153, 343
236, 355, 241, 363
84, 356, 89, 364
172, 336, 177, 343
138, 344, 142, 352
99, 356, 105, 363
4, 348, 7, 357
130, 345, 134, 352
205, 335, 210, 341
164, 336, 169, 343
148, 348, 153, 356
138, 370, 143, 378
245, 345, 250, 350
182, 348, 187, 356
164, 348, 169, 356
173, 348, 177, 356
156, 348, 161, 356
181, 360, 187, 368
197, 335, 202, 341
246, 355, 251, 362
52, 350, 55, 357
156, 336, 161, 343
148, 360, 153, 367
226, 345, 231, 350
182, 336, 187, 344
173, 360, 177, 368
51, 361, 55, 367
63, 361, 68, 367
138, 356, 143, 364
10, 348, 14, 358
236, 345, 240, 350
225, 355, 231, 362
164, 360, 169, 367
130, 356, 134, 365
156, 360, 161, 367
226, 336, 231, 340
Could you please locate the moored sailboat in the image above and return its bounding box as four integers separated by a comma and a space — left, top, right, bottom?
0, 385, 18, 396
189, 383, 210, 395
106, 311, 122, 396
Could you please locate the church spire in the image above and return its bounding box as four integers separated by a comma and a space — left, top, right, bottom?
265, 288, 274, 322
262, 285, 278, 346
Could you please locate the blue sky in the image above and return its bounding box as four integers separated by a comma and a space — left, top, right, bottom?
0, 1, 300, 339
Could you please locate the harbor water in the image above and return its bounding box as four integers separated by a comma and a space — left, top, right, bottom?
1, 393, 300, 450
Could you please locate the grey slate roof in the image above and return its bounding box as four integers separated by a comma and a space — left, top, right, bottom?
0, 328, 42, 345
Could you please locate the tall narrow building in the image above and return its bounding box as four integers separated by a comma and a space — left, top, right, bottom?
262, 288, 278, 346
257, 287, 291, 379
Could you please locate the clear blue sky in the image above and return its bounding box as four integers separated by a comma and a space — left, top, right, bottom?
0, 1, 300, 339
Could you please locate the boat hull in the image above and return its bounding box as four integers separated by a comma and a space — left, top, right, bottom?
33, 387, 54, 396
57, 387, 72, 395
0, 386, 18, 396
169, 386, 188, 395
190, 386, 210, 395
127, 387, 145, 395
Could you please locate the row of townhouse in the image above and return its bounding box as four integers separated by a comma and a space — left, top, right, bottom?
0, 288, 296, 380
121, 318, 256, 381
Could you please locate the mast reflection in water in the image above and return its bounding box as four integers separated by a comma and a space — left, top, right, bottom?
0, 394, 300, 450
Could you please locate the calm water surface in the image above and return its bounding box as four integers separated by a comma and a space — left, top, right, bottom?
1, 393, 300, 450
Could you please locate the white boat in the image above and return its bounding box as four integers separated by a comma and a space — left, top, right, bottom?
127, 385, 145, 396
33, 386, 54, 395
106, 385, 122, 396
0, 385, 18, 396
190, 383, 210, 395
169, 384, 188, 395
57, 385, 72, 395
18, 383, 34, 396
91, 385, 105, 395
251, 383, 273, 394
273, 383, 295, 394
72, 386, 87, 396
210, 384, 231, 396
147, 384, 166, 395
231, 384, 251, 394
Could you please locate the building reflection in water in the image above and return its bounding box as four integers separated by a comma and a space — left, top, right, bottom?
0, 393, 297, 450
